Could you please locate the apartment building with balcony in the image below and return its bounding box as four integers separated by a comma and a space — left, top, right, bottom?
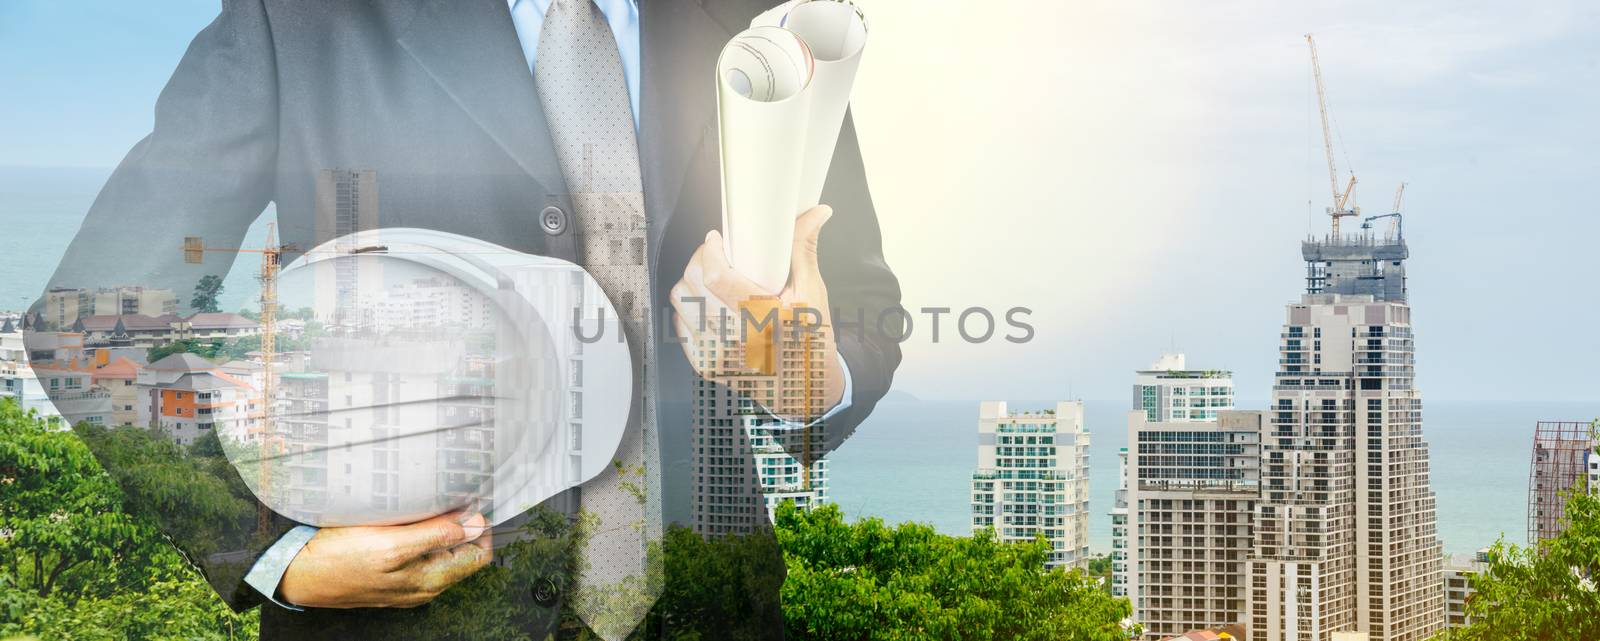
1113, 355, 1257, 639
690, 301, 831, 536
1117, 353, 1240, 596
135, 352, 259, 446
1442, 549, 1487, 629
41, 286, 177, 330
972, 400, 1090, 570
92, 355, 141, 426
0, 360, 67, 427
1248, 232, 1442, 641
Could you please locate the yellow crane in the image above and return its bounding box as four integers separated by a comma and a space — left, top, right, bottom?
1306, 34, 1360, 236
184, 223, 296, 532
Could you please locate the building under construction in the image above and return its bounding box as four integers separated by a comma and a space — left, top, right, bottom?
1527, 420, 1599, 544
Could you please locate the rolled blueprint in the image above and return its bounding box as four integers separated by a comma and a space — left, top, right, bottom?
716, 26, 815, 293
719, 2, 868, 293
756, 0, 869, 210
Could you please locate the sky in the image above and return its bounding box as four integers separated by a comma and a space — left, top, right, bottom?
1, 0, 1597, 403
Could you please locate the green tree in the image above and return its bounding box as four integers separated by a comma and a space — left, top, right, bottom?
75, 423, 256, 564
147, 338, 218, 363
145, 335, 275, 365
776, 503, 1133, 641
0, 398, 258, 640
192, 274, 224, 313
1435, 487, 1600, 640
1086, 554, 1114, 594
0, 400, 149, 599
638, 523, 785, 640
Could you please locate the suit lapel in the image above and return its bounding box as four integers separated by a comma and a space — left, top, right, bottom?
396, 0, 568, 199
393, 0, 727, 251
640, 0, 728, 248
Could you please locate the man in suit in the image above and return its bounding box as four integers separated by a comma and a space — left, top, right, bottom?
29, 0, 899, 638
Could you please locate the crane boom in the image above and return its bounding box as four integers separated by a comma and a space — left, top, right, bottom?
1307, 33, 1358, 237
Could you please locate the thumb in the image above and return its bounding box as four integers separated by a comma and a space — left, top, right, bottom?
790, 205, 833, 280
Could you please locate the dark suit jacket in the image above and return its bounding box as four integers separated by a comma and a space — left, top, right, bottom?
31, 0, 900, 638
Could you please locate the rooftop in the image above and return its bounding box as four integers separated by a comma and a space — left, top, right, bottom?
94, 357, 141, 379
78, 313, 182, 332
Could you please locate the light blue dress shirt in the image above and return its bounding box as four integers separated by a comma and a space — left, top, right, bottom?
244, 0, 853, 609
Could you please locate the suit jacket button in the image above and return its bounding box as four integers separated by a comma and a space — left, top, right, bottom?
531, 577, 559, 607
540, 206, 568, 236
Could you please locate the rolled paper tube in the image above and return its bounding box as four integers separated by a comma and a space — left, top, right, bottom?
767, 0, 868, 212
716, 26, 815, 293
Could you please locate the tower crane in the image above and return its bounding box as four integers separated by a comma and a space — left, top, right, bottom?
1360, 182, 1407, 240
184, 223, 296, 532
1306, 34, 1360, 237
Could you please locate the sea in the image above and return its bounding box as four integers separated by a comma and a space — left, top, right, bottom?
2, 166, 1591, 557
827, 398, 1599, 556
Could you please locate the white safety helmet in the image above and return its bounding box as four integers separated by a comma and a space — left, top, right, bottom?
219, 228, 632, 527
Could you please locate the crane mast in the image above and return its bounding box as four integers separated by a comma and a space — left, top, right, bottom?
1306, 33, 1359, 237
184, 224, 294, 533
1389, 182, 1406, 238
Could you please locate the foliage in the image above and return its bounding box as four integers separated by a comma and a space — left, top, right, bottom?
0, 562, 256, 641
638, 523, 785, 640
236, 307, 318, 322
146, 339, 224, 364
0, 399, 148, 600
1, 397, 1135, 640
76, 424, 257, 561
1086, 554, 1114, 594
145, 331, 322, 365
777, 503, 1133, 641
0, 398, 258, 640
1434, 486, 1600, 640
192, 275, 225, 314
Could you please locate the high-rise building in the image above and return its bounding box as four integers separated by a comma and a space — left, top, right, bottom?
1113, 355, 1258, 639
1133, 353, 1235, 423
971, 400, 1090, 570
1116, 352, 1241, 595
690, 301, 830, 536
1526, 420, 1598, 544
1249, 230, 1443, 641
313, 169, 381, 327
1111, 446, 1130, 596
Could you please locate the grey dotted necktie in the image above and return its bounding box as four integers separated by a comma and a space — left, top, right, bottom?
534, 1, 661, 638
